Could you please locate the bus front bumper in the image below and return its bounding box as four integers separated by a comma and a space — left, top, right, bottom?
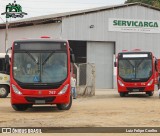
117, 80, 155, 93
11, 93, 70, 105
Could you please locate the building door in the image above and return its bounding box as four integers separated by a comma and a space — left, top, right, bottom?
87, 42, 114, 89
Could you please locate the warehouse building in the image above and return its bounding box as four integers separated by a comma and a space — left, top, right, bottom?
0, 2, 160, 89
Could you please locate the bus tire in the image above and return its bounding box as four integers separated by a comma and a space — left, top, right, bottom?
12, 104, 30, 111
57, 95, 72, 110
0, 85, 9, 98
119, 92, 125, 97
146, 92, 153, 96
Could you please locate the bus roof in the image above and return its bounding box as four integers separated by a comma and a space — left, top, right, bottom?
118, 51, 152, 54
14, 38, 68, 43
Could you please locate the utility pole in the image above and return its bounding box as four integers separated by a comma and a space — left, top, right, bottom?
5, 19, 9, 52
1, 0, 27, 52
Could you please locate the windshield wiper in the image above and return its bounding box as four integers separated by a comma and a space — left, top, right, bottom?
25, 51, 39, 65
42, 52, 54, 66
136, 59, 144, 68
127, 60, 134, 68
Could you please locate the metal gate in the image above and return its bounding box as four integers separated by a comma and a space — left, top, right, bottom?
73, 63, 95, 96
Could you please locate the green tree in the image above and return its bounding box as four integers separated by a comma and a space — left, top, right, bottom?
125, 0, 160, 8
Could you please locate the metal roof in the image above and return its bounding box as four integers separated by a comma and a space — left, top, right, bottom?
0, 2, 160, 29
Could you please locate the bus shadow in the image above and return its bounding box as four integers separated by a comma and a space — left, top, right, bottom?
125, 94, 150, 98
94, 93, 151, 99
94, 94, 121, 99
25, 106, 62, 112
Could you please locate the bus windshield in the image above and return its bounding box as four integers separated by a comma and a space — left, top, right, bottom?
13, 42, 67, 84
118, 58, 152, 81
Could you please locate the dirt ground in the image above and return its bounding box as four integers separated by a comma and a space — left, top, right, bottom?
1, 89, 160, 135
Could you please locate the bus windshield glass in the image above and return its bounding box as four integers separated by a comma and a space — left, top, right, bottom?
118, 53, 152, 82
13, 42, 67, 84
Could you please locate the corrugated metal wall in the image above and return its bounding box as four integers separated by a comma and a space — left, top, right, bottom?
0, 23, 61, 52
87, 42, 114, 89
62, 5, 160, 58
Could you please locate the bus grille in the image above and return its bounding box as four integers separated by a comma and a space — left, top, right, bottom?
126, 87, 145, 92
25, 97, 55, 103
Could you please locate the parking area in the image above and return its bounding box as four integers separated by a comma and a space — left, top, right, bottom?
0, 89, 160, 128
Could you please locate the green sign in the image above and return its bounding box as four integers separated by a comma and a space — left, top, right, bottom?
109, 18, 160, 33
113, 20, 158, 28
1, 0, 27, 18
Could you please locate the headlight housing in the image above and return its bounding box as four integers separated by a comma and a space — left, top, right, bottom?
58, 84, 69, 95
12, 84, 22, 95
118, 80, 125, 87
147, 79, 153, 86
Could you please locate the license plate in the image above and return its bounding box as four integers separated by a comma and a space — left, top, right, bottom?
35, 100, 45, 104
132, 89, 139, 92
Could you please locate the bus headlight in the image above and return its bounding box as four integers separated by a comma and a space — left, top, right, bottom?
58, 84, 69, 95
12, 84, 22, 95
118, 80, 125, 87
147, 79, 153, 86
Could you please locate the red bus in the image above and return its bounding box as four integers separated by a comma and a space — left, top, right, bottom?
115, 50, 157, 97
5, 37, 75, 111
155, 59, 160, 89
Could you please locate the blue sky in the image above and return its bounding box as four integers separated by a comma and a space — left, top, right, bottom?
0, 0, 126, 23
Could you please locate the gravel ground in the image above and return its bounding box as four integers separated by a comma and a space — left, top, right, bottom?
0, 89, 160, 135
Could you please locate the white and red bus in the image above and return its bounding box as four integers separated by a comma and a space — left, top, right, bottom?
115, 50, 157, 97
5, 37, 75, 111
0, 53, 11, 98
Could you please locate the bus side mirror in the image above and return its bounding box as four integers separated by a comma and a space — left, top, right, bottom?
5, 55, 10, 74
155, 60, 158, 72
114, 62, 117, 67
71, 54, 75, 63
5, 55, 9, 64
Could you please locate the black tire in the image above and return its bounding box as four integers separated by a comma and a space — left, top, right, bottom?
57, 95, 72, 110
119, 92, 125, 97
12, 104, 30, 111
0, 85, 9, 98
146, 91, 153, 96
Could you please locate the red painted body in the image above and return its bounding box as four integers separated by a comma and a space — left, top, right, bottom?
116, 50, 156, 94
117, 76, 155, 93
10, 79, 71, 104
154, 71, 159, 85
10, 38, 71, 105
155, 59, 160, 86
156, 59, 160, 73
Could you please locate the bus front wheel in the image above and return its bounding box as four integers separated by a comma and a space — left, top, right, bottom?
0, 85, 9, 98
119, 92, 126, 97
12, 104, 30, 111
57, 95, 72, 110
146, 92, 153, 96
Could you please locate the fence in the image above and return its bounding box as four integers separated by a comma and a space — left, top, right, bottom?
73, 63, 95, 96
